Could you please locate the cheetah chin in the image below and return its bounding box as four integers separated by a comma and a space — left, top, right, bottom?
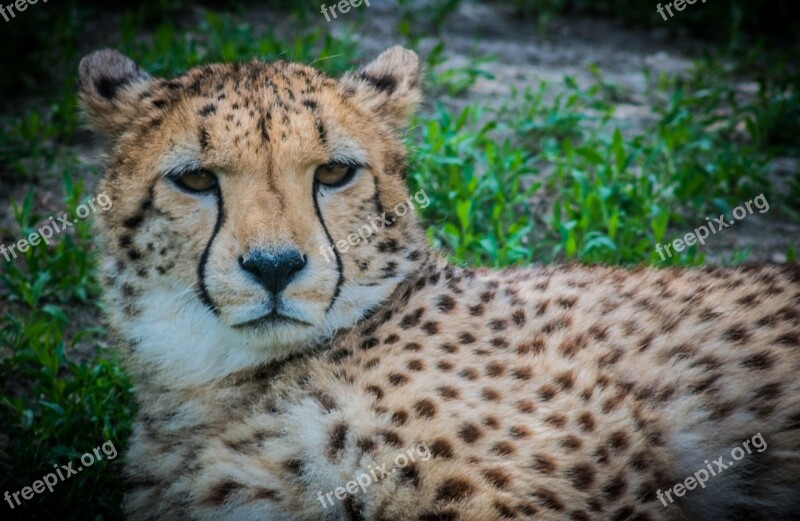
79, 46, 800, 521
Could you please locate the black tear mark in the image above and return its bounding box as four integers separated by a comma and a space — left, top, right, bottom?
313, 180, 344, 313
359, 72, 397, 94
197, 184, 225, 315
199, 104, 217, 117
96, 76, 128, 99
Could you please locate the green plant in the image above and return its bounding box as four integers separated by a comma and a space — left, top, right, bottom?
2, 167, 100, 306
425, 43, 495, 97
410, 104, 540, 267
1, 171, 134, 520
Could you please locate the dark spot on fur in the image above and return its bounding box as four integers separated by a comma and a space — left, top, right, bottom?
438, 386, 459, 399
398, 463, 420, 488
414, 399, 437, 418
401, 308, 425, 329
486, 362, 505, 377
722, 324, 751, 344
483, 468, 511, 489
483, 415, 501, 429
493, 441, 515, 455
561, 435, 582, 451
532, 488, 563, 511
516, 399, 536, 414
366, 385, 384, 400
377, 429, 403, 447
421, 321, 439, 334
603, 474, 627, 501
327, 423, 349, 459
577, 412, 595, 432
436, 477, 474, 502
419, 510, 458, 521
407, 359, 424, 371
312, 391, 337, 412
391, 410, 408, 426
566, 464, 595, 489
440, 343, 458, 354
538, 385, 557, 401
459, 422, 482, 443
459, 367, 478, 380
201, 479, 242, 506
545, 414, 567, 428
258, 115, 270, 142
430, 439, 454, 459
199, 103, 216, 117
389, 373, 409, 386
437, 360, 454, 371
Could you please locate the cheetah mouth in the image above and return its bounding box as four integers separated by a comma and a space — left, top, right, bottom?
232, 311, 314, 329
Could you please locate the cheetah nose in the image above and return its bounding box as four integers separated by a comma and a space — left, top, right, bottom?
238, 248, 307, 295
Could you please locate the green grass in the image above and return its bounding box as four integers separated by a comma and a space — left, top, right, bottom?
413, 58, 791, 267
0, 2, 797, 519
0, 173, 134, 520
410, 104, 540, 266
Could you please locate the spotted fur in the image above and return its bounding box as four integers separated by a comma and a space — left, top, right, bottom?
79, 47, 800, 521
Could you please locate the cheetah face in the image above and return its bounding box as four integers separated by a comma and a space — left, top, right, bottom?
79, 47, 426, 385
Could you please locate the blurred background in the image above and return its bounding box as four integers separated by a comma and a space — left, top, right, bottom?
0, 1, 798, 519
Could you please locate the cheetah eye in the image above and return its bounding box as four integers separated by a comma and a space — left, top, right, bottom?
171, 169, 218, 193
314, 163, 357, 188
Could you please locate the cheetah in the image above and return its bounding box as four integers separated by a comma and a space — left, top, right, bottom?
78, 46, 800, 521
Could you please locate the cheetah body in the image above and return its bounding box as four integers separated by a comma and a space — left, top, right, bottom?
76, 47, 800, 521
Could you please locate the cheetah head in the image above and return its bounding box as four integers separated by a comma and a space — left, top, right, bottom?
79, 47, 427, 386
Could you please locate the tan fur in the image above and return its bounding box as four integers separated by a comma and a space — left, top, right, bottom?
79, 47, 800, 521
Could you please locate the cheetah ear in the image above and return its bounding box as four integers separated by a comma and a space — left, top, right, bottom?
340, 46, 422, 131
78, 49, 154, 140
